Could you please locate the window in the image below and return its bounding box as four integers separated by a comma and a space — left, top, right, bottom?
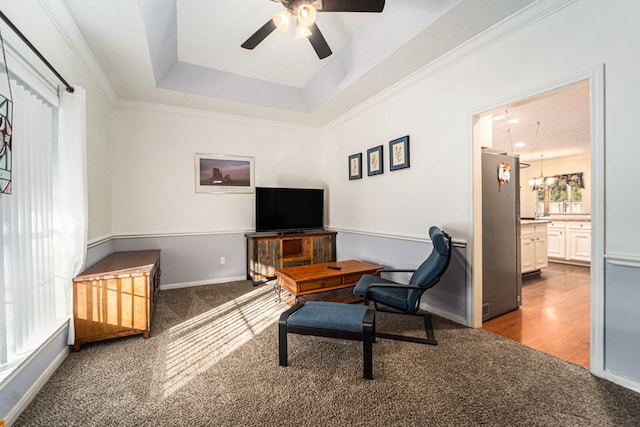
535, 172, 584, 216
0, 79, 66, 381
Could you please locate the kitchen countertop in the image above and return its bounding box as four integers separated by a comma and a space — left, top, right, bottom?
544, 214, 591, 222
520, 214, 592, 225
521, 218, 551, 225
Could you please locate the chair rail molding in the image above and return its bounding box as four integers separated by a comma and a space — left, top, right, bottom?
604, 253, 640, 268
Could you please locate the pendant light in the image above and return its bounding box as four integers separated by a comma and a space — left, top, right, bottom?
527, 121, 552, 190
529, 155, 555, 191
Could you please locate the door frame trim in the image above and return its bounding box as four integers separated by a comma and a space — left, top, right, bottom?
470, 65, 605, 375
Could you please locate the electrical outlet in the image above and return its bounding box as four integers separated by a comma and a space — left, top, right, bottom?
220, 256, 226, 265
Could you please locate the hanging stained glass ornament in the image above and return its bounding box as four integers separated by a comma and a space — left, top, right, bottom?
0, 26, 12, 194
0, 97, 11, 194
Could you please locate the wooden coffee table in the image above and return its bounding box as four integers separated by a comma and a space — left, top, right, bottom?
275, 260, 382, 305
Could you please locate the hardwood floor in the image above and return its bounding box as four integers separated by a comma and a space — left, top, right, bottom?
482, 262, 590, 368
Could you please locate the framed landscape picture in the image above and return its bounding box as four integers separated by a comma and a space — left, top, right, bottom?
367, 145, 383, 176
195, 153, 254, 193
389, 135, 410, 171
349, 153, 362, 180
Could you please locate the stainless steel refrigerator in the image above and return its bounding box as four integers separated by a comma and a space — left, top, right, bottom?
482, 151, 522, 321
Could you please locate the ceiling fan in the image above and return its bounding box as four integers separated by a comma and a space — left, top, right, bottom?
241, 0, 386, 59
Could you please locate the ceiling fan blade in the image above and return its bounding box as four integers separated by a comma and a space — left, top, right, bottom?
318, 0, 385, 13
308, 23, 332, 59
241, 19, 277, 50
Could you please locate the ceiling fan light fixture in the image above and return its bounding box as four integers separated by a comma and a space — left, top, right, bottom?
273, 10, 292, 33
295, 21, 312, 39
297, 4, 317, 27
243, 0, 385, 59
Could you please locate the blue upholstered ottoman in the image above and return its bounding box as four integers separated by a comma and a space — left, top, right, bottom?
278, 301, 375, 379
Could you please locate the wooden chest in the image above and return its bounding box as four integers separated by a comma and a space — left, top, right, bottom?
72, 250, 161, 351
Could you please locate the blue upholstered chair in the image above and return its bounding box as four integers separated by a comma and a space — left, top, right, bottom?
353, 226, 452, 345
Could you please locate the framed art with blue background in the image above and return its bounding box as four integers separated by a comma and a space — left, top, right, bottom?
367, 145, 383, 176
349, 153, 362, 180
389, 135, 410, 171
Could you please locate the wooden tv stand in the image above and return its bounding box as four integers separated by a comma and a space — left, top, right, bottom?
245, 229, 337, 284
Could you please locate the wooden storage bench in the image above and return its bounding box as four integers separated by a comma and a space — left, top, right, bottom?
72, 250, 161, 351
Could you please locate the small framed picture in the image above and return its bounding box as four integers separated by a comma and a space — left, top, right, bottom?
195, 153, 255, 193
348, 153, 362, 180
389, 135, 410, 171
367, 145, 383, 176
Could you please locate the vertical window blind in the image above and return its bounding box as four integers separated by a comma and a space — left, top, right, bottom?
0, 79, 65, 380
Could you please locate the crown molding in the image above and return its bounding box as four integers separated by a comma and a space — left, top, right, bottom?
38, 0, 118, 104
116, 98, 324, 134
323, 0, 578, 131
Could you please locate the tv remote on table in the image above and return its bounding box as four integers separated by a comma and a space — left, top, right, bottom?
327, 265, 342, 270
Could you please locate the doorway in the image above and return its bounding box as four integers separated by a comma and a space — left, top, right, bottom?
473, 76, 598, 369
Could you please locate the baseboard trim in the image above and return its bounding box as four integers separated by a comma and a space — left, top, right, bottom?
4, 328, 70, 426
598, 369, 640, 395
548, 258, 590, 267
160, 275, 248, 290
421, 303, 469, 327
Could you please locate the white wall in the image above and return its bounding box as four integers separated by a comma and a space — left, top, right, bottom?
108, 104, 327, 287
111, 103, 324, 235
320, 0, 640, 389
323, 68, 472, 240
321, 0, 621, 243
4, 1, 640, 421
63, 0, 640, 399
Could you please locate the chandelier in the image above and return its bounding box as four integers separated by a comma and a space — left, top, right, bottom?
529, 155, 555, 191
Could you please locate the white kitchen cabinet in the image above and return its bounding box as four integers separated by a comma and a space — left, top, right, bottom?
547, 221, 566, 259
547, 219, 591, 264
521, 222, 548, 274
521, 233, 535, 273
567, 222, 591, 262
534, 233, 548, 269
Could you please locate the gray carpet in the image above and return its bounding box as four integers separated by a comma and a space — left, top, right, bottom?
15, 280, 640, 426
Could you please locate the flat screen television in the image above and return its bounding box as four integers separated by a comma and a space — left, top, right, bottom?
255, 187, 324, 233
